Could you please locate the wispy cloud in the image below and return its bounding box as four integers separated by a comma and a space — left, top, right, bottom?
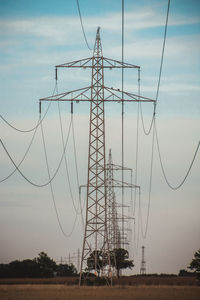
0, 5, 199, 45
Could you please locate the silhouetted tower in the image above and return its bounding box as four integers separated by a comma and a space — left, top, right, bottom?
140, 246, 146, 275
40, 27, 155, 285
80, 27, 111, 282
106, 149, 121, 250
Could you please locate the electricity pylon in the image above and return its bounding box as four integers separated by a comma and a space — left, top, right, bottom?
140, 246, 146, 275
40, 27, 155, 284
106, 149, 121, 251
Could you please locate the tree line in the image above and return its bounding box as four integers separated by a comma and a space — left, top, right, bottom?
0, 248, 134, 279
0, 252, 77, 278
0, 248, 199, 279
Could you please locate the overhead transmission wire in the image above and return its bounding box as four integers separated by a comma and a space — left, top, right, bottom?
76, 0, 92, 51
71, 113, 86, 226
56, 83, 83, 219
0, 117, 72, 188
0, 113, 41, 133
133, 68, 141, 217
72, 118, 80, 191
140, 121, 155, 239
155, 121, 200, 190
57, 98, 80, 215
133, 69, 141, 255
0, 82, 57, 133
40, 117, 78, 238
0, 124, 37, 183
140, 0, 170, 136
121, 0, 125, 249
0, 82, 57, 183
43, 81, 83, 237
138, 0, 199, 242
136, 0, 171, 242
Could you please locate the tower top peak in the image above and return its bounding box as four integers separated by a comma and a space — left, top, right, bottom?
96, 27, 101, 39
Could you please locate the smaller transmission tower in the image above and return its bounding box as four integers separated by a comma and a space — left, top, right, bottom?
140, 246, 146, 275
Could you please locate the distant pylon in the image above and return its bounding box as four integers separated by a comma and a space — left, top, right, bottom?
106, 149, 121, 250
140, 246, 146, 275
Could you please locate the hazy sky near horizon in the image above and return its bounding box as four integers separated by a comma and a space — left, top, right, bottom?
0, 0, 200, 275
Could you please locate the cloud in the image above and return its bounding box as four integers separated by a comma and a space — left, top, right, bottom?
0, 5, 199, 46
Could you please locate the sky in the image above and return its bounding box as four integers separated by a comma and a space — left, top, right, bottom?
0, 0, 200, 275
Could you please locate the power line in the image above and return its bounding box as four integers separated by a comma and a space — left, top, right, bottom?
133, 68, 141, 216
0, 82, 57, 133
0, 114, 41, 133
72, 117, 80, 189
0, 100, 53, 183
0, 125, 38, 183
140, 0, 170, 136
135, 0, 170, 242
155, 120, 200, 190
0, 118, 72, 188
121, 0, 125, 249
139, 121, 155, 239
40, 119, 78, 238
76, 0, 92, 51
57, 100, 80, 214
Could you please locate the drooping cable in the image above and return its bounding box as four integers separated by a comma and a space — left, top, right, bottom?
79, 187, 86, 231
155, 120, 200, 190
72, 118, 80, 189
0, 101, 53, 183
70, 100, 85, 228
40, 119, 78, 238
0, 118, 72, 188
140, 0, 170, 136
133, 68, 141, 216
135, 187, 141, 256
121, 0, 125, 249
0, 82, 57, 133
71, 115, 85, 223
57, 101, 80, 214
140, 120, 155, 239
136, 0, 170, 244
0, 126, 37, 183
76, 0, 92, 51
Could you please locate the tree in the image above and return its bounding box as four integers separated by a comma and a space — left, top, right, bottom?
110, 248, 134, 279
86, 250, 106, 277
35, 252, 57, 278
56, 263, 77, 277
189, 249, 200, 279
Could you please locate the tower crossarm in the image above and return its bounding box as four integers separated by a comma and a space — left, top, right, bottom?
108, 164, 132, 171
55, 57, 139, 70
40, 85, 155, 103
109, 179, 140, 189
103, 86, 155, 102
79, 181, 139, 189
40, 86, 92, 102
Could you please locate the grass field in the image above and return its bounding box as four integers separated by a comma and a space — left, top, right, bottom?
0, 275, 198, 285
0, 285, 200, 300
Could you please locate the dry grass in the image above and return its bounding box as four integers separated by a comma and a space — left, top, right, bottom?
0, 275, 198, 286
0, 285, 200, 300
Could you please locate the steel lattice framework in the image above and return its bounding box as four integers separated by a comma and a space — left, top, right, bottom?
40, 27, 155, 284
81, 27, 110, 282
140, 246, 146, 275
106, 149, 121, 251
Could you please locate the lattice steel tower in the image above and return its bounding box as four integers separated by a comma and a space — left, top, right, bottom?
106, 149, 121, 251
140, 246, 146, 275
80, 27, 110, 282
40, 27, 154, 284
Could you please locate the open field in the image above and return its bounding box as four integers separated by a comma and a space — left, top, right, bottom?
0, 276, 198, 286
0, 285, 200, 300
